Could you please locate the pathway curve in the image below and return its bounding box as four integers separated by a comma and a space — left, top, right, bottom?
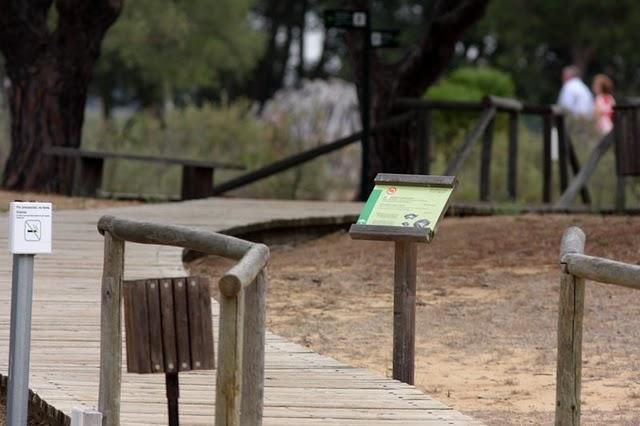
0, 198, 482, 425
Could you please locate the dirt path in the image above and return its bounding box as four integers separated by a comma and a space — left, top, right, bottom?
191, 214, 640, 425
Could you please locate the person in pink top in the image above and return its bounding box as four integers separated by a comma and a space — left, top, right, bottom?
592, 74, 615, 135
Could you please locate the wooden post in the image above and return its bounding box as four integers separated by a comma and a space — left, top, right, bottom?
555, 272, 585, 426
556, 115, 569, 194
543, 113, 553, 203
415, 111, 431, 175
556, 227, 586, 426
616, 177, 626, 212
614, 114, 626, 213
71, 407, 103, 426
241, 271, 266, 426
507, 111, 519, 201
215, 291, 245, 426
479, 116, 495, 201
181, 166, 214, 200
393, 241, 417, 385
72, 157, 104, 198
98, 232, 125, 426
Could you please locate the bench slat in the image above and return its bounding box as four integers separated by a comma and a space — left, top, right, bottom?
42, 146, 244, 170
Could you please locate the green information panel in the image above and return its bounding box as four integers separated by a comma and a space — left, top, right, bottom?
357, 184, 453, 228
350, 174, 457, 243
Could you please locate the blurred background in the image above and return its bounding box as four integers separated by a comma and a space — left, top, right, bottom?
1, 0, 638, 205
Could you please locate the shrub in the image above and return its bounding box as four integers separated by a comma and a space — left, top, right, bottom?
424, 66, 516, 159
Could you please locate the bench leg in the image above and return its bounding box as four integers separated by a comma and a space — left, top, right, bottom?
181, 166, 214, 200
72, 157, 104, 198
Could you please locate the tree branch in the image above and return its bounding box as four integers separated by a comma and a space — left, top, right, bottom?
395, 0, 490, 98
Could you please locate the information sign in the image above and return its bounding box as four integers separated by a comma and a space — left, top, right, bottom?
370, 30, 401, 48
9, 202, 52, 254
348, 174, 457, 385
350, 174, 457, 242
323, 9, 368, 29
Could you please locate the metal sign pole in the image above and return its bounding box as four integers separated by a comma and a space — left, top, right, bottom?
358, 9, 372, 202
7, 253, 35, 426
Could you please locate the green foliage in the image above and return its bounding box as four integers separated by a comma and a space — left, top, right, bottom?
426, 66, 515, 101
96, 0, 263, 105
424, 66, 515, 158
462, 0, 640, 102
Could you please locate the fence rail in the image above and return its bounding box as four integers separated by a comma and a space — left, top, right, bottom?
212, 94, 597, 206
555, 226, 640, 425
96, 215, 269, 426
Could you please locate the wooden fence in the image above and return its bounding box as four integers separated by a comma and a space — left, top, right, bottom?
212, 95, 591, 206
96, 215, 269, 426
556, 226, 640, 425
397, 96, 590, 205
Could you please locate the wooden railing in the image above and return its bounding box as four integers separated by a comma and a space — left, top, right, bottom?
556, 226, 640, 425
211, 95, 591, 205
96, 215, 270, 426
397, 96, 590, 205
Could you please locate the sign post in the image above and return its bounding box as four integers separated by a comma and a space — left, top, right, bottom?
7, 201, 52, 425
323, 8, 371, 201
350, 174, 457, 385
324, 9, 402, 200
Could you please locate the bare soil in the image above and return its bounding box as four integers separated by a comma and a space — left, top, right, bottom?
190, 214, 640, 425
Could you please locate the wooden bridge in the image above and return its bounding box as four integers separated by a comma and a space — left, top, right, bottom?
0, 198, 483, 425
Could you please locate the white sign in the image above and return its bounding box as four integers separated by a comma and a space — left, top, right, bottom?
352, 12, 367, 27
371, 32, 382, 47
9, 202, 52, 254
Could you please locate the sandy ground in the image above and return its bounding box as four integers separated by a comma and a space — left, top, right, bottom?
190, 214, 640, 425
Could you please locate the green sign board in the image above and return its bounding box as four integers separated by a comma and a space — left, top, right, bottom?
350, 174, 457, 243
357, 184, 453, 228
324, 9, 368, 29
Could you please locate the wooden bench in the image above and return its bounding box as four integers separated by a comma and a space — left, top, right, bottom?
42, 146, 245, 200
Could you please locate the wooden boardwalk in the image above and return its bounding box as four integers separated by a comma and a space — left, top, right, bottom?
0, 198, 482, 425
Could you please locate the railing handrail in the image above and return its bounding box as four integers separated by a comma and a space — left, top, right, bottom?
97, 215, 269, 426
97, 215, 270, 292
560, 226, 640, 290
562, 253, 640, 290
395, 96, 563, 116
210, 111, 414, 196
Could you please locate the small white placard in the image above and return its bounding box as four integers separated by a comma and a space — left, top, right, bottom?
9, 202, 52, 254
371, 32, 382, 47
352, 12, 367, 27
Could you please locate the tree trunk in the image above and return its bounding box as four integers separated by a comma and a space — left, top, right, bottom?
346, 0, 489, 190
0, 0, 123, 193
4, 57, 90, 193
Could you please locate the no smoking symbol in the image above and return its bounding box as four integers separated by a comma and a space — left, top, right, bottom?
25, 220, 41, 241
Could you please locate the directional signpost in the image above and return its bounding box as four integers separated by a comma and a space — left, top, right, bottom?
350, 174, 457, 385
370, 30, 401, 48
7, 201, 52, 425
324, 9, 402, 200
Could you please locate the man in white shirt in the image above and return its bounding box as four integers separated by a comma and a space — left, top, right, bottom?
557, 66, 594, 118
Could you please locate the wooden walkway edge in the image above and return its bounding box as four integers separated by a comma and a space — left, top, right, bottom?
0, 198, 483, 425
